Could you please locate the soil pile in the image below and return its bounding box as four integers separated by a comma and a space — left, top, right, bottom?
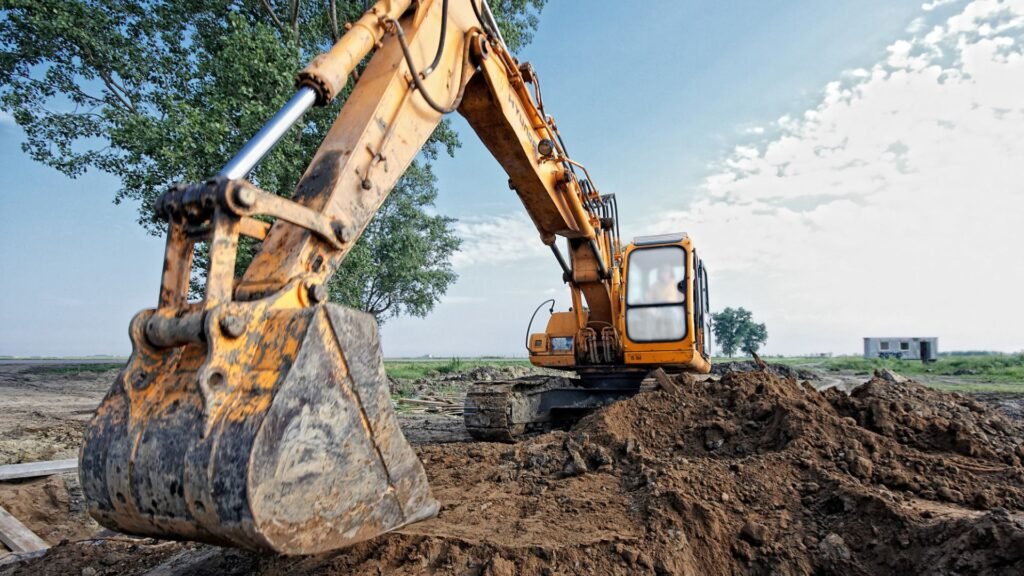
0, 475, 98, 545
710, 360, 818, 382
5, 370, 1024, 575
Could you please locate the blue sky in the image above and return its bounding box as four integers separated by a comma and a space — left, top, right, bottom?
2, 0, 1022, 356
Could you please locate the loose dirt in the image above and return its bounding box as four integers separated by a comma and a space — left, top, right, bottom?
3, 366, 1023, 575
0, 363, 110, 465
0, 475, 98, 545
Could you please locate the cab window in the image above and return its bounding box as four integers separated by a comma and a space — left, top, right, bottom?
626, 246, 687, 342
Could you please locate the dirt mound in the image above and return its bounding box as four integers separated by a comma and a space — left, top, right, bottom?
0, 363, 112, 466
711, 359, 819, 382
973, 392, 1024, 423
6, 370, 1024, 575
457, 365, 539, 381
0, 474, 98, 546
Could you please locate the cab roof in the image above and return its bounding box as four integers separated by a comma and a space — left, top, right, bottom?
632, 232, 688, 246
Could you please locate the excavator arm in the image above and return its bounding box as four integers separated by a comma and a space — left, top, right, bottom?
236, 0, 619, 341
80, 0, 621, 555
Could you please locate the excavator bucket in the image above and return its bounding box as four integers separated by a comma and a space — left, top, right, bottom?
79, 303, 437, 555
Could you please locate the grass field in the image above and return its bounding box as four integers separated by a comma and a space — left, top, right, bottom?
23, 362, 125, 375
778, 354, 1024, 379
771, 354, 1024, 392
9, 354, 1022, 393
384, 357, 532, 380
385, 354, 1024, 393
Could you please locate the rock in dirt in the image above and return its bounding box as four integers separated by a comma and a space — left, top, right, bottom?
817, 532, 852, 564
5, 370, 1024, 575
739, 521, 769, 547
875, 368, 908, 384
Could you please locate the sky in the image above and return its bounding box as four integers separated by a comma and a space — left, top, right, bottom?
1, 0, 1022, 357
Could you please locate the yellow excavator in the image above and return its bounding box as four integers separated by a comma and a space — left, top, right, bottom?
80, 0, 712, 556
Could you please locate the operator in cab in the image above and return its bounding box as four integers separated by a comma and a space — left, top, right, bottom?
646, 264, 684, 304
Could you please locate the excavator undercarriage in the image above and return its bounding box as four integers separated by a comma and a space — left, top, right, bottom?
463, 371, 651, 442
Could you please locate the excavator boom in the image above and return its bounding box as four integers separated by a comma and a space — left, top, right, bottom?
80, 0, 624, 555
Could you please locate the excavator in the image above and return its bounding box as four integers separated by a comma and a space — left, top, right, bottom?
80, 0, 712, 557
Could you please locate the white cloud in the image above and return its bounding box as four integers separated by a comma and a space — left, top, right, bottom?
655, 0, 1024, 354
451, 213, 547, 268
923, 0, 959, 11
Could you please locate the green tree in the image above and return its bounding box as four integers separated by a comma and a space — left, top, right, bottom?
327, 163, 460, 323
740, 321, 768, 356
711, 307, 768, 357
0, 0, 545, 320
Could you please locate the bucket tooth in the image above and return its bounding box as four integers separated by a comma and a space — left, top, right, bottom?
80, 304, 438, 555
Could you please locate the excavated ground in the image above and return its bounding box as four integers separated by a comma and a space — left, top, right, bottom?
2, 365, 1024, 575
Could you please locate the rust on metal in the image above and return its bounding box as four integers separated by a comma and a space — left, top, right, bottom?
81, 303, 437, 554
81, 142, 437, 553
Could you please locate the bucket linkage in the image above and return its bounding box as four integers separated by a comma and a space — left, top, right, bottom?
80, 178, 437, 555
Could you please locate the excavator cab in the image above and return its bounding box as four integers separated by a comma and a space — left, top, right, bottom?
620, 233, 712, 372
527, 233, 711, 374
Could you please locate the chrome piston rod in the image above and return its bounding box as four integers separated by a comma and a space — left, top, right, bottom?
218, 86, 318, 180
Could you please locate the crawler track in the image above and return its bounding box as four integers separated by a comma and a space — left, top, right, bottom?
463, 376, 573, 442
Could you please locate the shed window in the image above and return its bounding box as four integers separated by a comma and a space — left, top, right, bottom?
879, 341, 890, 351
900, 342, 910, 351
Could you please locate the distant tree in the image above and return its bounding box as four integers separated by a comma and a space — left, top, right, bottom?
740, 320, 768, 356
711, 307, 768, 357
0, 0, 545, 321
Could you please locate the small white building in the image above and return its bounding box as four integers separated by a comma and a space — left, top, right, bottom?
863, 337, 938, 361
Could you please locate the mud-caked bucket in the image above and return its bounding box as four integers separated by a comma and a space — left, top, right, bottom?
79, 303, 437, 555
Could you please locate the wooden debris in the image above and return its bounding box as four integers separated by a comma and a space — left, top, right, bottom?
396, 398, 454, 407
0, 505, 48, 553
395, 394, 464, 416
651, 368, 679, 394
0, 458, 77, 481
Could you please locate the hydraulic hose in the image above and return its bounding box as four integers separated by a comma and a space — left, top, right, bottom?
387, 17, 475, 114
420, 0, 449, 78
524, 299, 556, 352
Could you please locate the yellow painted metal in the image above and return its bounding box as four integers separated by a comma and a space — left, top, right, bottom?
530, 354, 577, 368
546, 311, 580, 337
528, 333, 548, 353
528, 311, 579, 368
616, 235, 710, 374
298, 0, 415, 103
532, 232, 710, 375
83, 0, 714, 555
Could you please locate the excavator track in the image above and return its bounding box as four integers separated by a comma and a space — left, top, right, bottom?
463, 376, 563, 442
463, 374, 645, 442
462, 383, 525, 442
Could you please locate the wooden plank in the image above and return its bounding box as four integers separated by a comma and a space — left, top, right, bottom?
0, 458, 77, 481
396, 398, 456, 407
651, 368, 679, 394
0, 505, 48, 553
